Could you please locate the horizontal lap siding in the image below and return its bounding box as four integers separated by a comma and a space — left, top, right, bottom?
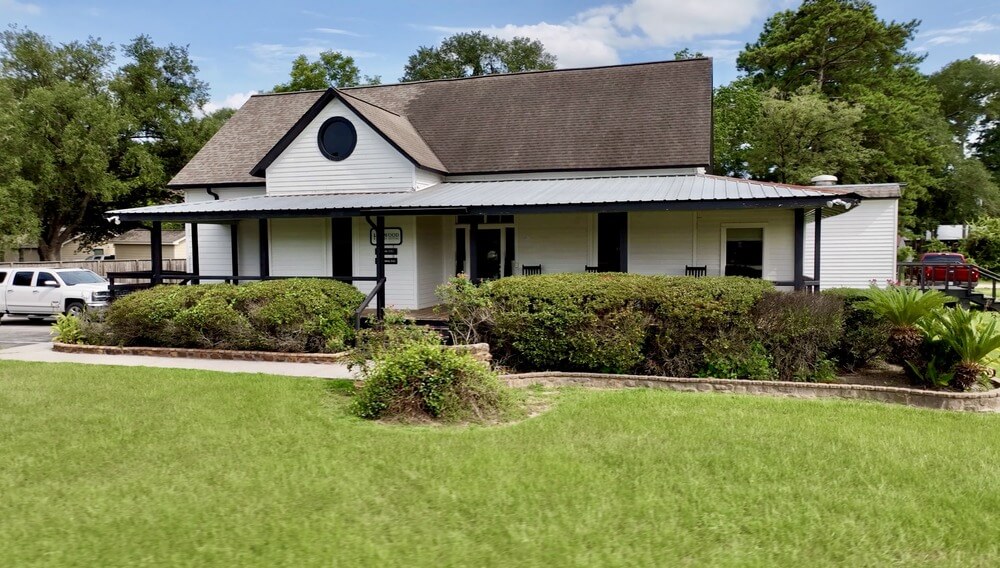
812, 200, 898, 289
353, 216, 418, 309
516, 213, 593, 275
269, 218, 331, 277
266, 99, 416, 194
629, 211, 694, 275
185, 187, 264, 279
696, 209, 795, 281
416, 217, 445, 308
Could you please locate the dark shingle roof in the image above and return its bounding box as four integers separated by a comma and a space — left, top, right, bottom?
169, 59, 713, 187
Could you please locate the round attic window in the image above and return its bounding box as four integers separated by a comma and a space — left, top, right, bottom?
317, 117, 357, 161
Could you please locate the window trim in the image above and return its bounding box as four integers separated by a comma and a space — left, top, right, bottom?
316, 116, 358, 162
720, 223, 768, 279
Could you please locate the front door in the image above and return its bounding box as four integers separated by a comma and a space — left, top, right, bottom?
475, 229, 503, 281
34, 271, 62, 314
597, 212, 628, 272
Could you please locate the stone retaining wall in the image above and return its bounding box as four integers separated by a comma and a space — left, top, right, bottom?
501, 372, 1000, 413
52, 343, 349, 364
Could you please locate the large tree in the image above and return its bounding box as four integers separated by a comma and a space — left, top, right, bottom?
0, 28, 220, 259
400, 31, 556, 82
929, 57, 1000, 149
733, 0, 953, 231
272, 50, 380, 92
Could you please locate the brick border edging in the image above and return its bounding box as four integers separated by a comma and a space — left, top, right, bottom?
500, 372, 1000, 413
52, 342, 349, 365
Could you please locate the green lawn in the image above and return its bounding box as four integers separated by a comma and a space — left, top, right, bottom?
3, 362, 1000, 567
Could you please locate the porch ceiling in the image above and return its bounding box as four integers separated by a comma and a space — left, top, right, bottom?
109, 174, 886, 222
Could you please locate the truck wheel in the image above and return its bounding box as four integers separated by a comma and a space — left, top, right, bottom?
65, 302, 85, 318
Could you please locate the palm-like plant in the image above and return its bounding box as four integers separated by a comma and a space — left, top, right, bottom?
862, 287, 952, 366
922, 308, 1000, 389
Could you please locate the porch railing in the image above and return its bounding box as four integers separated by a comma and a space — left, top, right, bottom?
106, 271, 386, 329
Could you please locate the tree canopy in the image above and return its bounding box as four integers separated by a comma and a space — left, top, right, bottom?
0, 27, 226, 259
272, 50, 380, 92
400, 31, 556, 82
720, 0, 978, 233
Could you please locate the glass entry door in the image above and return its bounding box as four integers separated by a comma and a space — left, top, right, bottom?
476, 229, 503, 280
456, 221, 515, 281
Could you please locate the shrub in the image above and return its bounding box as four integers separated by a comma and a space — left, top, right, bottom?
436, 276, 494, 345
696, 341, 776, 380
752, 292, 844, 381
919, 308, 1000, 390
439, 273, 773, 376
103, 279, 364, 352
862, 287, 952, 368
51, 314, 85, 344
823, 288, 891, 372
962, 216, 1000, 272
351, 327, 511, 422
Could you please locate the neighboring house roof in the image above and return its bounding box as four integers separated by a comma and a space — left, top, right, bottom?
111, 229, 187, 245
828, 184, 901, 199
170, 59, 714, 187
112, 174, 876, 221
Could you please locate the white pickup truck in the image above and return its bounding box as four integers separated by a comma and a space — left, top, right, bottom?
0, 268, 111, 322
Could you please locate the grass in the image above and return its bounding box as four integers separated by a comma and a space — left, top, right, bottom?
3, 362, 1000, 566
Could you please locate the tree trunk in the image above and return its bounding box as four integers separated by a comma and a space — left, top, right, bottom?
38, 234, 66, 261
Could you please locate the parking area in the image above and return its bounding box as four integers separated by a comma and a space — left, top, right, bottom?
0, 316, 55, 348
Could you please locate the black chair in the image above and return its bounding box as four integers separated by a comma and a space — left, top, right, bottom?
685, 265, 707, 277
522, 265, 542, 276
585, 265, 601, 273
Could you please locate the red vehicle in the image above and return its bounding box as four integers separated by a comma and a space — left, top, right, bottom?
914, 253, 980, 286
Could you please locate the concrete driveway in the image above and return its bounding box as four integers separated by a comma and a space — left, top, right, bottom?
0, 316, 55, 349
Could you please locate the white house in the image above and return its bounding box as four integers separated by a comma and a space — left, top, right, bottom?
110, 58, 899, 312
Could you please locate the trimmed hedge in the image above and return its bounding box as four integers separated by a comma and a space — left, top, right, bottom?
823, 288, 891, 372
443, 273, 774, 375
103, 279, 364, 352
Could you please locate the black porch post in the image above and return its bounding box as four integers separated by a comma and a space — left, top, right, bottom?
150, 221, 163, 285
258, 218, 269, 279
375, 215, 385, 320
793, 209, 805, 291
190, 223, 200, 285
468, 218, 479, 282
230, 223, 240, 284
813, 208, 822, 287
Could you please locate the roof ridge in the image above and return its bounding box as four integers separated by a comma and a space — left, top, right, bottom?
336, 89, 403, 117
340, 57, 712, 90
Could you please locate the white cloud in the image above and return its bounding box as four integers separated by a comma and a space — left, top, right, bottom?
920, 19, 998, 47
241, 42, 376, 73
975, 53, 1000, 64
430, 0, 769, 69
0, 0, 41, 15
203, 91, 258, 114
315, 27, 363, 37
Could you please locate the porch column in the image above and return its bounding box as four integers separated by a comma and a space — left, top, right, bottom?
190, 223, 200, 285
230, 222, 240, 284
813, 208, 822, 287
375, 215, 385, 320
258, 218, 269, 279
793, 209, 805, 291
468, 218, 479, 283
150, 221, 163, 285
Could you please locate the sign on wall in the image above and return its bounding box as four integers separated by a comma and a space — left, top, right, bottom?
369, 227, 403, 246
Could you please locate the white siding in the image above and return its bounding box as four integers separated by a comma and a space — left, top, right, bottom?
415, 168, 442, 190
415, 216, 446, 308
629, 211, 695, 275
237, 220, 260, 276
694, 209, 796, 281
353, 216, 418, 309
266, 98, 416, 195
185, 187, 264, 279
269, 218, 331, 277
806, 199, 898, 289
516, 213, 594, 274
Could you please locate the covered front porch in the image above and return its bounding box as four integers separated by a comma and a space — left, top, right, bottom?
108, 175, 860, 316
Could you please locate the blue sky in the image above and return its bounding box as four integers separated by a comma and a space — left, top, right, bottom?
2, 0, 998, 112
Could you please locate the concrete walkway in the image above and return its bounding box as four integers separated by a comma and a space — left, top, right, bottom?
0, 342, 355, 379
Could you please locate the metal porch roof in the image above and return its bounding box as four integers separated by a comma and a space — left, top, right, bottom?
110, 174, 877, 221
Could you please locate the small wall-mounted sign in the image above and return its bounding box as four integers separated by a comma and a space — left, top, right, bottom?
383, 257, 399, 265
379, 247, 398, 256
370, 227, 403, 246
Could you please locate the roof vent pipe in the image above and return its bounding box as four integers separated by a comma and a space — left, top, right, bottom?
811, 174, 838, 187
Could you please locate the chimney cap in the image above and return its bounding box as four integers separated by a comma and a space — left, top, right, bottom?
811, 174, 838, 186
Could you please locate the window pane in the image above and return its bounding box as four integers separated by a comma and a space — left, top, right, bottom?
37, 272, 55, 285
13, 272, 33, 286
